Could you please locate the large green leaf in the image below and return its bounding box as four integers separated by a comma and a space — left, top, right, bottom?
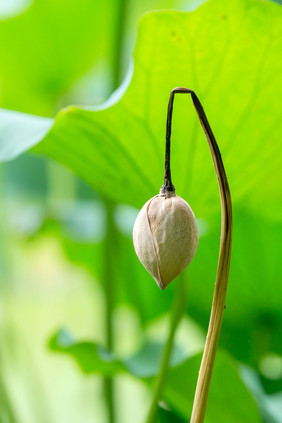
50, 331, 261, 422
0, 0, 281, 220
49, 329, 186, 377
0, 0, 204, 116
0, 110, 52, 160
241, 365, 282, 423
0, 0, 117, 115
188, 208, 282, 364
158, 406, 186, 423
164, 351, 261, 423
49, 330, 126, 376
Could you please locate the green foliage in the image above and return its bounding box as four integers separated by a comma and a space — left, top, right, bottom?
0, 0, 117, 115
165, 351, 261, 422
0, 0, 203, 115
189, 209, 282, 362
49, 330, 126, 375
0, 109, 52, 160
1, 0, 282, 218
0, 0, 281, 421
50, 329, 262, 421
158, 406, 186, 422
49, 329, 186, 377
2, 0, 278, 364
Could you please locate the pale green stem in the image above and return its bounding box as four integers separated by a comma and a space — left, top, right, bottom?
103, 1, 128, 422
103, 199, 116, 423
146, 277, 187, 423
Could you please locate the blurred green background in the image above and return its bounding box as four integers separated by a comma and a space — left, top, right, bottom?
0, 0, 281, 422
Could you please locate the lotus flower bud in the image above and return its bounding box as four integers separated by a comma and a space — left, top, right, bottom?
133, 192, 199, 290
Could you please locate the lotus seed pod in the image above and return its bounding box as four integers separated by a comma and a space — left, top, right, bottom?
133, 193, 199, 290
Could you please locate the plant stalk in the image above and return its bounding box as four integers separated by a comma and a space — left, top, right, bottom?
103, 1, 128, 421
146, 277, 187, 423
164, 88, 232, 423
103, 199, 116, 423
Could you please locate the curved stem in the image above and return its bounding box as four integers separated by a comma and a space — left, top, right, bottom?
161, 96, 175, 192
146, 277, 187, 423
165, 88, 232, 423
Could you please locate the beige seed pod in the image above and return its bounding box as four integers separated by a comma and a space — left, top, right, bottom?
133, 192, 199, 290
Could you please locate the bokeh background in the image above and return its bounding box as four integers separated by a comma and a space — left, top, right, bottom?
0, 0, 281, 422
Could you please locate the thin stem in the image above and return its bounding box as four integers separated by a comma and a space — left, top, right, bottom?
166, 88, 232, 423
161, 96, 175, 192
146, 277, 187, 423
103, 199, 116, 423
104, 202, 115, 353
103, 2, 128, 422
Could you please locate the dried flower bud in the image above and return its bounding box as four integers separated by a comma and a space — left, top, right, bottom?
133, 192, 199, 290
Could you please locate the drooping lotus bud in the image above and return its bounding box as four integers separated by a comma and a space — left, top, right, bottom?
134, 88, 232, 422
133, 190, 199, 290
132, 87, 205, 290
